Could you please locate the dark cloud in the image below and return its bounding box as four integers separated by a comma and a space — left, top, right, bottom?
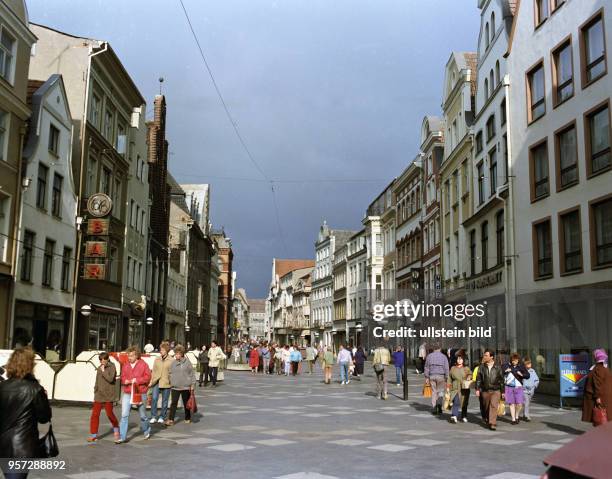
28, 0, 479, 298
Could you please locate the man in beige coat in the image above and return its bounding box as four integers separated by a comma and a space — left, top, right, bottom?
373, 341, 391, 400
207, 340, 227, 387
149, 341, 173, 423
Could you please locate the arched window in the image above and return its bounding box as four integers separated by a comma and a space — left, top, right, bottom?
489, 70, 494, 93
484, 78, 489, 100
491, 12, 496, 43
485, 22, 490, 49
495, 60, 501, 86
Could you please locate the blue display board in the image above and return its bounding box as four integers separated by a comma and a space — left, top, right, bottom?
559, 353, 590, 398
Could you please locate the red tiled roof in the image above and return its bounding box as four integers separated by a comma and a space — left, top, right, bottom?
26, 80, 45, 107
274, 259, 315, 279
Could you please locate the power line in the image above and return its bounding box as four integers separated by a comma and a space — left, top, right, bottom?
178, 0, 289, 256
171, 173, 390, 184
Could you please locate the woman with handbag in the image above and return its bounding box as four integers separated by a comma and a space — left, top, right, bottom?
445, 353, 471, 423
502, 353, 530, 425
167, 345, 196, 426
0, 348, 53, 479
117, 346, 151, 444
582, 349, 612, 426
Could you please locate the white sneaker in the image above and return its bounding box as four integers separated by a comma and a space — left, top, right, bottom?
341, 381, 345, 385
462, 417, 468, 423
144, 431, 151, 440
157, 418, 165, 424
149, 417, 156, 424
450, 416, 458, 424
346, 380, 350, 384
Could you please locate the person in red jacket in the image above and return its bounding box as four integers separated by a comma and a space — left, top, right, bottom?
249, 345, 260, 375
117, 346, 151, 444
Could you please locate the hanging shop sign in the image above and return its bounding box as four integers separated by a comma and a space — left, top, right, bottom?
87, 218, 110, 236
85, 241, 107, 258
87, 193, 113, 217
83, 263, 106, 280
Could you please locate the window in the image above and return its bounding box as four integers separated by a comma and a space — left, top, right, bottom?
130, 200, 135, 227
87, 157, 97, 196
555, 122, 578, 190
0, 27, 15, 82
530, 140, 549, 201
585, 101, 611, 176
489, 149, 498, 195
36, 164, 48, 209
534, 219, 552, 278
47, 125, 61, 157
112, 178, 121, 218
552, 39, 574, 106
61, 247, 71, 291
481, 221, 489, 271
21, 231, 35, 281
104, 107, 114, 140
109, 246, 118, 283
0, 109, 6, 161
477, 162, 485, 205
535, 0, 549, 27
116, 120, 127, 155
101, 167, 111, 195
559, 209, 582, 274
496, 210, 504, 265
495, 60, 501, 87
486, 115, 496, 141
470, 229, 476, 276
489, 70, 494, 94
0, 195, 8, 262
475, 131, 483, 154
485, 23, 490, 50
141, 210, 146, 235
581, 12, 607, 85
500, 98, 507, 125
527, 62, 546, 122
89, 94, 101, 127
503, 134, 509, 184
42, 239, 55, 287
590, 195, 612, 268
452, 170, 459, 205
484, 78, 489, 100
51, 173, 62, 217
491, 12, 496, 43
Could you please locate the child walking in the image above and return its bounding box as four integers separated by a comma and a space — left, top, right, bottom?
522, 357, 540, 422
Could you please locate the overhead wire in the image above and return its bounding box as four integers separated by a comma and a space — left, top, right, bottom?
178, 0, 289, 257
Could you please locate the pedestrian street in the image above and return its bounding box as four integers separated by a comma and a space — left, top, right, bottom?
30, 367, 588, 479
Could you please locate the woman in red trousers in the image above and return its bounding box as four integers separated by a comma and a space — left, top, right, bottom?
88, 352, 120, 442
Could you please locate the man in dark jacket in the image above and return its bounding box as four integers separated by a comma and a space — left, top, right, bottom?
198, 345, 210, 387
476, 348, 505, 430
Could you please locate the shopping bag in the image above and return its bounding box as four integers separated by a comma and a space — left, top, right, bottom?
422, 382, 432, 398
130, 383, 142, 405
186, 390, 198, 414
593, 405, 608, 426
443, 391, 451, 410
497, 400, 506, 417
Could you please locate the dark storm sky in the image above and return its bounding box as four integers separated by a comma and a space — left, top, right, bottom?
28, 0, 480, 298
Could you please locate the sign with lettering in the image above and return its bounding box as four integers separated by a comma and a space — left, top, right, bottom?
559, 353, 590, 398
83, 263, 106, 280
85, 241, 107, 258
87, 219, 110, 236
466, 270, 503, 291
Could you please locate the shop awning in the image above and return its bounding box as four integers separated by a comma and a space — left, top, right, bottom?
91, 303, 123, 314
300, 330, 310, 337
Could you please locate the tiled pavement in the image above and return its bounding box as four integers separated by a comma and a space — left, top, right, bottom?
26, 368, 588, 479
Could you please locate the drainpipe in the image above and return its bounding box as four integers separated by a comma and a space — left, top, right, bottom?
69, 41, 108, 360
502, 74, 517, 352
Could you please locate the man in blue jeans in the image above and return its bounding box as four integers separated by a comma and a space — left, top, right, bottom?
392, 346, 404, 386
424, 343, 449, 415
149, 342, 172, 424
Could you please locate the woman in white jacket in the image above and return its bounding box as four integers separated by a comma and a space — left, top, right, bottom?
207, 340, 227, 387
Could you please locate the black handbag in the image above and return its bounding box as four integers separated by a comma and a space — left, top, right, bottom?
39, 424, 59, 458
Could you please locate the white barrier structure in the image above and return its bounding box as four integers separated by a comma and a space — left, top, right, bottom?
0, 349, 224, 402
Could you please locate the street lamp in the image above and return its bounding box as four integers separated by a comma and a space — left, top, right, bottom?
146, 316, 154, 326
81, 304, 92, 317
